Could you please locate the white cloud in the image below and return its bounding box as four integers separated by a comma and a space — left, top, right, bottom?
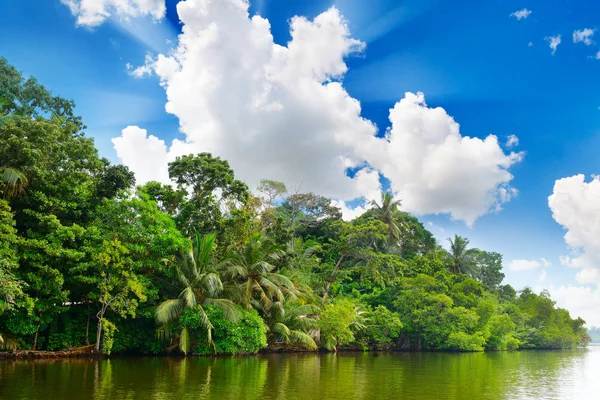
510, 9, 532, 20
61, 0, 166, 27
549, 175, 600, 286
112, 0, 522, 224
550, 285, 600, 326
112, 126, 170, 184
595, 51, 600, 60
539, 270, 547, 281
332, 200, 369, 221
364, 92, 523, 225
546, 35, 561, 55
506, 134, 519, 147
573, 28, 595, 45
509, 259, 542, 271
126, 53, 155, 78
541, 257, 551, 267
528, 42, 533, 47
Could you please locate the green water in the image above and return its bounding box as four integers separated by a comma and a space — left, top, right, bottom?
1, 346, 599, 399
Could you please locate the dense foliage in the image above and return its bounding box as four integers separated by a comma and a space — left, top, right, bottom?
0, 58, 589, 354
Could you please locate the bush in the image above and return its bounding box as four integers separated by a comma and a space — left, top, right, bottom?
188, 306, 267, 355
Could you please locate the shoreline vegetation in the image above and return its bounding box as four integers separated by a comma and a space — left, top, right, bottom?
0, 57, 590, 359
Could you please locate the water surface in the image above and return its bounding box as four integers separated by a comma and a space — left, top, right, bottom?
2, 346, 599, 399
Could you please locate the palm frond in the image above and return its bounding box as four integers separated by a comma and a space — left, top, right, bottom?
195, 233, 216, 272
288, 330, 317, 350
156, 299, 184, 324
180, 327, 191, 354
265, 272, 294, 289
1, 167, 28, 197
180, 286, 198, 309
273, 322, 291, 337
204, 298, 241, 323
0, 333, 18, 351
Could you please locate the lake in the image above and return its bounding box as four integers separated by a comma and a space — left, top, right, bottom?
1, 346, 600, 399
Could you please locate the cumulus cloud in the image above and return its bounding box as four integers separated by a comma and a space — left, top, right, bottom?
506, 134, 519, 147
61, 0, 165, 27
595, 51, 600, 60
112, 126, 170, 184
545, 35, 561, 55
549, 175, 600, 285
509, 259, 543, 271
550, 285, 600, 326
573, 28, 595, 45
361, 93, 523, 225
510, 9, 531, 20
112, 0, 522, 224
126, 53, 155, 78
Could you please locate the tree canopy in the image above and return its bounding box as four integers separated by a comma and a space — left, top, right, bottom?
0, 58, 589, 355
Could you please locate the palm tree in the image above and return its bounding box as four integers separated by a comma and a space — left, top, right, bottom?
1, 167, 28, 198
156, 233, 239, 354
0, 332, 17, 351
446, 235, 477, 275
221, 234, 297, 310
369, 191, 403, 246
261, 301, 319, 350
0, 100, 27, 198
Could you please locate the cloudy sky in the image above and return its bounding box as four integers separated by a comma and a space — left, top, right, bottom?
2, 0, 600, 325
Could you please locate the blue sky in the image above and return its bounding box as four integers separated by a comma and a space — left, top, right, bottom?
2, 0, 600, 324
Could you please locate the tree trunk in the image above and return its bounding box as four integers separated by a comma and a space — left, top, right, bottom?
32, 324, 40, 351
321, 255, 345, 304
95, 306, 106, 352
85, 310, 91, 346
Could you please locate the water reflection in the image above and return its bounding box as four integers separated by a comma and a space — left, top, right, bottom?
1, 347, 598, 399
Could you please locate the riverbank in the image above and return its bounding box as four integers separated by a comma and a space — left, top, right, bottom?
1, 343, 589, 359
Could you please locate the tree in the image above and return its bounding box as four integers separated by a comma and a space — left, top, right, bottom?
0, 199, 24, 350
257, 179, 287, 207
369, 191, 403, 246
280, 192, 341, 234
361, 305, 402, 349
0, 57, 82, 128
168, 153, 249, 235
261, 302, 319, 350
319, 298, 366, 351
221, 234, 296, 310
472, 250, 505, 292
94, 163, 136, 200
91, 239, 147, 353
321, 220, 387, 303
0, 200, 23, 313
155, 233, 239, 354
446, 235, 478, 275
0, 99, 28, 198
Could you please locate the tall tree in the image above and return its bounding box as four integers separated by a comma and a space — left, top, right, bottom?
0, 57, 82, 128
446, 235, 478, 275
369, 191, 403, 246
0, 199, 24, 350
257, 179, 287, 207
472, 250, 505, 291
168, 153, 249, 236
90, 239, 147, 353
